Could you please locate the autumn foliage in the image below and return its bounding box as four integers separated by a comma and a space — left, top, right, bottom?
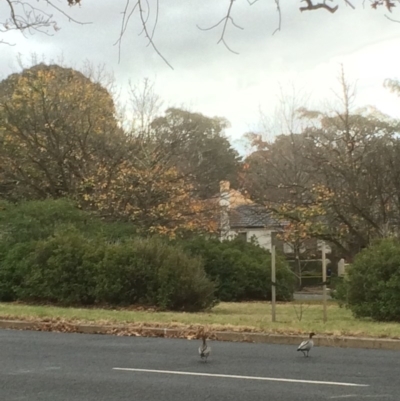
0, 63, 122, 200
0, 63, 233, 236
241, 82, 400, 260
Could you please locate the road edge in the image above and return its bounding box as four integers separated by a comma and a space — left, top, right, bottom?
0, 319, 399, 350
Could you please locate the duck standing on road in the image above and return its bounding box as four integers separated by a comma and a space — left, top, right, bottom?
297, 332, 315, 357
198, 333, 211, 362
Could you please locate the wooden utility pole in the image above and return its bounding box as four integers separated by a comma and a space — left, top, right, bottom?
271, 245, 276, 322
322, 241, 327, 323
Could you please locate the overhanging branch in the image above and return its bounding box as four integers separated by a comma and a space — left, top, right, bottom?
299, 0, 339, 13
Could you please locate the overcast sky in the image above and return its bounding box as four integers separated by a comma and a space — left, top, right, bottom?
1, 0, 400, 153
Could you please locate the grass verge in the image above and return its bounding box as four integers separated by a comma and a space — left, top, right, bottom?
0, 301, 399, 339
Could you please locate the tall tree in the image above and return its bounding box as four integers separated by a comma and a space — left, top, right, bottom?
149, 108, 242, 199
242, 73, 400, 260
0, 64, 220, 236
126, 78, 164, 137
0, 63, 125, 201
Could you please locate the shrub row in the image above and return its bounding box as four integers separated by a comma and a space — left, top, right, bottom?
0, 199, 296, 310
178, 236, 295, 302
0, 227, 216, 311
0, 199, 138, 245
334, 238, 400, 322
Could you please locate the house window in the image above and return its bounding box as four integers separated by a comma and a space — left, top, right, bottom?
237, 232, 247, 242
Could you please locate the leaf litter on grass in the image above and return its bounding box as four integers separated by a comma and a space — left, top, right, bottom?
1, 301, 400, 339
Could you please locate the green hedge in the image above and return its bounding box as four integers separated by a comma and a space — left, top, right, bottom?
0, 198, 134, 303
95, 237, 216, 311
178, 236, 296, 302
336, 238, 400, 321
0, 242, 36, 302
13, 227, 100, 305
0, 226, 216, 311
0, 199, 296, 310
0, 199, 137, 245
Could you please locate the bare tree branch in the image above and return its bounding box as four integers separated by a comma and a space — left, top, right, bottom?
114, 0, 139, 63
0, 38, 16, 46
149, 0, 159, 42
197, 0, 243, 55
385, 13, 400, 21
137, 0, 174, 69
138, 0, 152, 37
344, 0, 356, 9
46, 0, 91, 25
2, 0, 400, 66
300, 0, 339, 13
1, 0, 90, 46
114, 0, 172, 68
273, 0, 282, 35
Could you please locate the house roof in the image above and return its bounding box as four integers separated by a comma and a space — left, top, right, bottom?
229, 204, 284, 229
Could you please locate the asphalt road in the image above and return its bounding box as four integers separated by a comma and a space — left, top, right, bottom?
0, 329, 398, 401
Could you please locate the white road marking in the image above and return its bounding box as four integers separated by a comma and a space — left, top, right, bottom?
113, 367, 369, 387
330, 396, 392, 399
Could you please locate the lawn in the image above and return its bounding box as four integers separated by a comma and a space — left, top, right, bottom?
0, 301, 399, 339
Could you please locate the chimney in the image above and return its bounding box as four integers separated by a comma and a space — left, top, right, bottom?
219, 180, 230, 240
219, 180, 230, 208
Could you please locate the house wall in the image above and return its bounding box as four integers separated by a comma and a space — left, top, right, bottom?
227, 229, 273, 250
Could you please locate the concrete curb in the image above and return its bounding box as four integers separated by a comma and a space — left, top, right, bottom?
0, 319, 399, 350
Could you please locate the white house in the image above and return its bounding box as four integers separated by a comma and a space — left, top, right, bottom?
219, 180, 284, 251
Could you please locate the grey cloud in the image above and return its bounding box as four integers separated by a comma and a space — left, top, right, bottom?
1, 0, 400, 150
